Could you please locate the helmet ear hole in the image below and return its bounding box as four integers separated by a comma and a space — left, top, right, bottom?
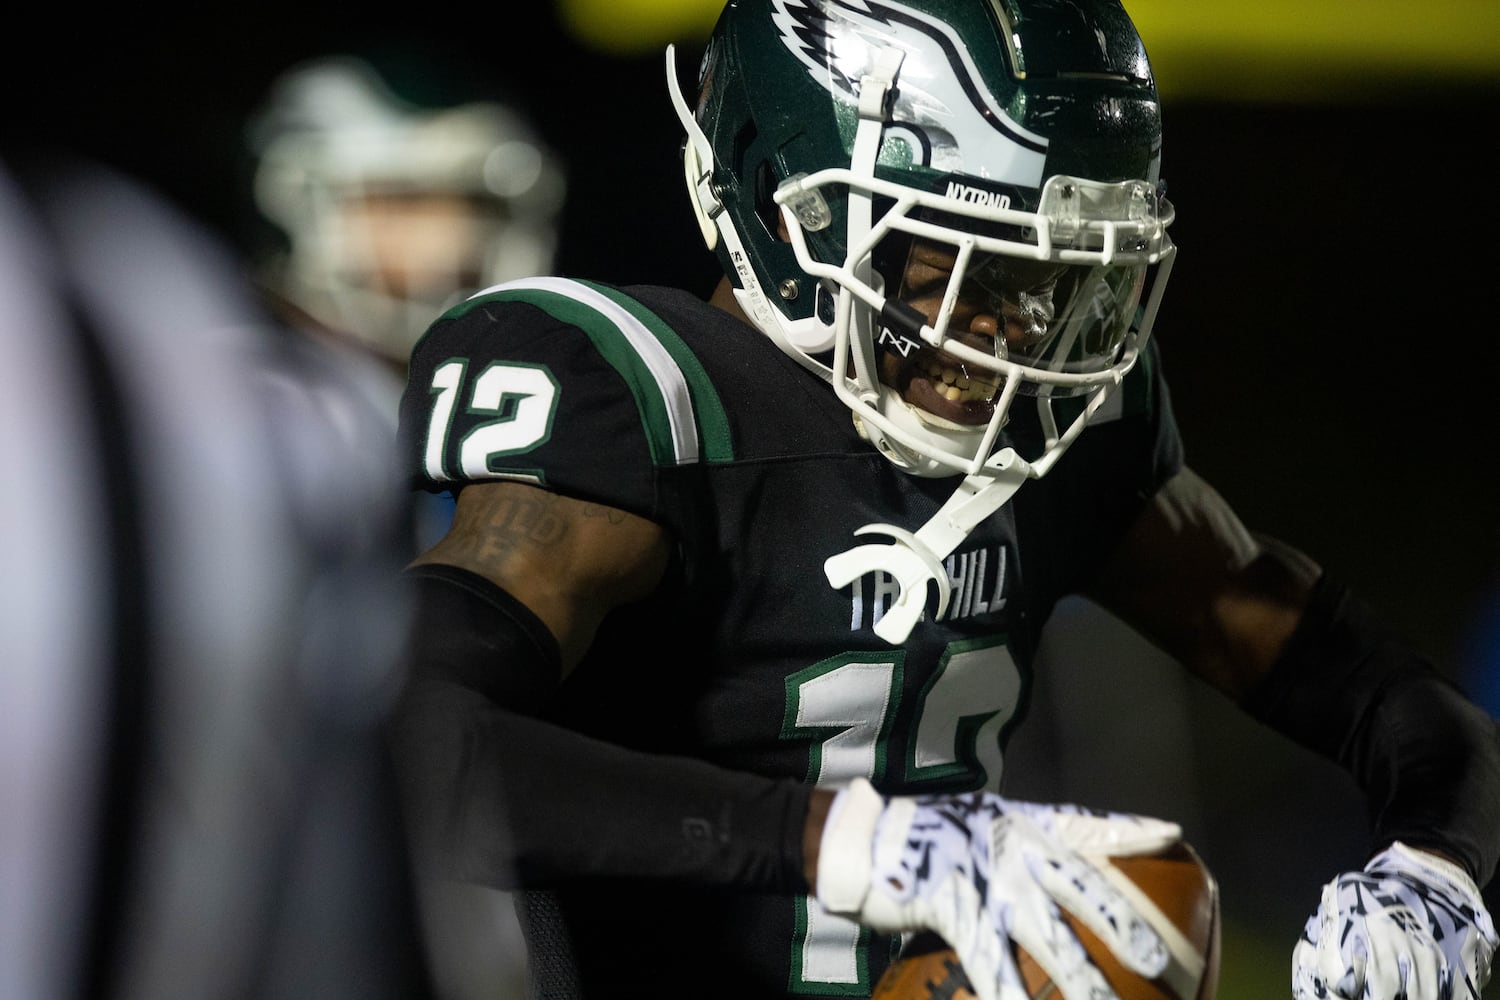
752, 159, 783, 241
815, 282, 837, 325
724, 118, 776, 239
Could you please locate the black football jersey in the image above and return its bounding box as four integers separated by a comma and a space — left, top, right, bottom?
399, 277, 1184, 997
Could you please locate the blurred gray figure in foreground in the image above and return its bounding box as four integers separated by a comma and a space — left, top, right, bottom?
0, 150, 432, 1000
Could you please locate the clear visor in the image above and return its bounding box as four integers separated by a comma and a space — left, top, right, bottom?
957, 251, 1144, 382
884, 229, 1148, 397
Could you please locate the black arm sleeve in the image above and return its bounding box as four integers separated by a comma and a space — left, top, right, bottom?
1242, 572, 1500, 886
386, 564, 813, 893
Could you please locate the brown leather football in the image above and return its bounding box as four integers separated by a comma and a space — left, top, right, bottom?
871, 842, 1221, 1000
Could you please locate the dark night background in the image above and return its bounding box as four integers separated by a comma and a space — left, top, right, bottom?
7, 6, 1498, 997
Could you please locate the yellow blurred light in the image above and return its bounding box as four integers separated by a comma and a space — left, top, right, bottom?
1124, 0, 1500, 101
556, 0, 1500, 101
557, 0, 719, 54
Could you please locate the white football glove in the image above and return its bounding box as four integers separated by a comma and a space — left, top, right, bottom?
816, 778, 1183, 1000
1292, 841, 1498, 1000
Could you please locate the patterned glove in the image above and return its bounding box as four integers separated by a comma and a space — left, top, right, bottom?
1292, 841, 1498, 1000
816, 778, 1183, 1000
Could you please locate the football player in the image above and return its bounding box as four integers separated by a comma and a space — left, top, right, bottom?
246, 54, 567, 375
388, 2, 1500, 999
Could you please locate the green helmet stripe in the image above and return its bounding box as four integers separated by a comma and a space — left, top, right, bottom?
455, 279, 733, 466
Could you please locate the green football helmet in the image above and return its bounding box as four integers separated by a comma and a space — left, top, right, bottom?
668, 0, 1176, 481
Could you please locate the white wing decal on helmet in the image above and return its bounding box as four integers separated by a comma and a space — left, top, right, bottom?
771, 0, 1048, 186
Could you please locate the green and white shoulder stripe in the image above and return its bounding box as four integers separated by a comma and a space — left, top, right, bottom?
452, 278, 733, 467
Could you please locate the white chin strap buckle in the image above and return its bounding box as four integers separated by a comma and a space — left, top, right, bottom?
823, 466, 1029, 645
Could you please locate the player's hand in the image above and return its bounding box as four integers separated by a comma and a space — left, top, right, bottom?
815, 778, 1183, 1000
1292, 842, 1497, 1000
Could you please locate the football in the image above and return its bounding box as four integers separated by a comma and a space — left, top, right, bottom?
871, 841, 1221, 1000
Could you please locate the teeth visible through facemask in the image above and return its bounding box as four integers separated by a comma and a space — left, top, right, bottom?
924, 359, 997, 402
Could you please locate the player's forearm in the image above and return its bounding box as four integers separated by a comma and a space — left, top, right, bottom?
1352, 674, 1500, 884
1244, 573, 1500, 885
388, 562, 815, 892
389, 675, 813, 891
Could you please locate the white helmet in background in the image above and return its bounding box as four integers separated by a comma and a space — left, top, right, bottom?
248, 55, 566, 364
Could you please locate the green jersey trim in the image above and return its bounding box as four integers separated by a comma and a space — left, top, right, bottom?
576, 280, 734, 463
451, 278, 733, 466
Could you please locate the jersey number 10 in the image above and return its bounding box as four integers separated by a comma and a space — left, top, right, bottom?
783, 639, 1023, 994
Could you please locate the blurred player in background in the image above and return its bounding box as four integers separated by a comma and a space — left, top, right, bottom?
0, 147, 431, 1000
245, 53, 567, 562
245, 54, 566, 379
